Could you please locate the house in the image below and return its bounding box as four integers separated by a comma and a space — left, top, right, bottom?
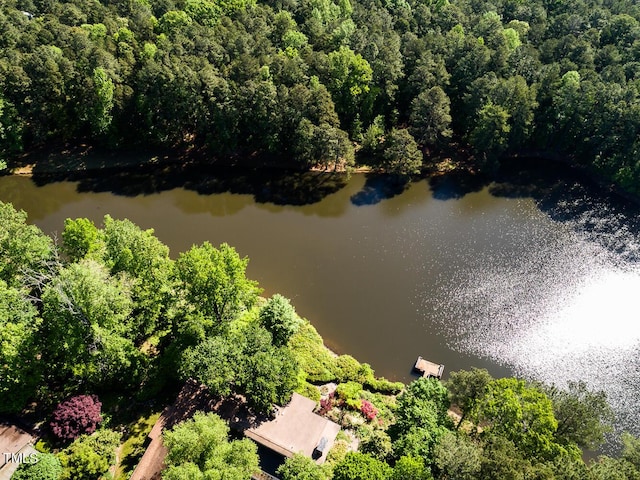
130, 380, 340, 480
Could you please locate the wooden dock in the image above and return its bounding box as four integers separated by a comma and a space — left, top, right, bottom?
414, 356, 444, 379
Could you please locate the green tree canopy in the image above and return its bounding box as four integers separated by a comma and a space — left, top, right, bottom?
0, 280, 42, 412
176, 242, 261, 327
11, 453, 63, 480
332, 452, 392, 480
58, 429, 121, 480
545, 381, 613, 450
259, 294, 301, 347
0, 201, 53, 287
380, 128, 423, 176
277, 453, 331, 480
41, 259, 143, 387
163, 412, 259, 479
476, 378, 571, 461
446, 367, 492, 429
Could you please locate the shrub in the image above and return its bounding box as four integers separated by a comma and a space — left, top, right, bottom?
50, 395, 102, 442
58, 429, 121, 480
289, 322, 338, 383
365, 377, 404, 394
11, 453, 62, 480
361, 400, 378, 421
296, 381, 321, 402
336, 382, 363, 410
318, 392, 336, 415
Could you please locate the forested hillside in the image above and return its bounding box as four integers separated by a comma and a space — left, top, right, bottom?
2, 0, 640, 189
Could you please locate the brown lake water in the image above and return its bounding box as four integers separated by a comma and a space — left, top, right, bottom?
2, 165, 639, 445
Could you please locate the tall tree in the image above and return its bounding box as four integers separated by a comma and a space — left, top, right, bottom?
545, 381, 613, 450
476, 378, 572, 461
163, 412, 259, 479
175, 242, 261, 327
446, 368, 492, 429
259, 294, 301, 347
40, 259, 143, 387
409, 86, 452, 147
0, 280, 42, 412
0, 202, 53, 287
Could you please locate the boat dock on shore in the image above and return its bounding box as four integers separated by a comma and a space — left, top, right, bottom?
414, 356, 444, 379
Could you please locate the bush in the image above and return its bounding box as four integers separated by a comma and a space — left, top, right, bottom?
58, 429, 121, 480
336, 382, 363, 410
361, 400, 378, 421
11, 453, 62, 480
364, 377, 404, 394
296, 381, 321, 402
289, 322, 338, 383
50, 395, 102, 442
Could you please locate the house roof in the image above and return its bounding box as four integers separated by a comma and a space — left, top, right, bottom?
245, 393, 340, 463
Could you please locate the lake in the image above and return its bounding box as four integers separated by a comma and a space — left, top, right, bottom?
1, 162, 639, 445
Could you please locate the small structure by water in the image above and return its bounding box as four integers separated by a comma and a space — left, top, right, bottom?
414, 356, 444, 379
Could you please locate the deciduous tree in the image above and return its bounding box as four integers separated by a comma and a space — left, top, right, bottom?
175, 242, 261, 327
163, 412, 259, 479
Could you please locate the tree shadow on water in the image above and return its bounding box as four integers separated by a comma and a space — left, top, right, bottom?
489, 159, 640, 263
427, 170, 490, 200
30, 158, 350, 206
350, 174, 411, 206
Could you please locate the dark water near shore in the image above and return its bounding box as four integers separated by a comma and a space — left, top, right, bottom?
1, 163, 639, 445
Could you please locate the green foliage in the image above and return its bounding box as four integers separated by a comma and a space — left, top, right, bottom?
0, 202, 52, 287
446, 368, 492, 429
409, 87, 452, 147
0, 280, 42, 412
391, 455, 433, 480
545, 381, 613, 450
101, 215, 175, 339
176, 242, 261, 327
90, 67, 114, 134
469, 101, 511, 167
336, 381, 363, 410
163, 412, 259, 479
380, 128, 423, 176
58, 429, 121, 480
433, 431, 482, 480
360, 429, 393, 462
477, 378, 569, 461
289, 321, 339, 383
277, 453, 332, 480
391, 378, 451, 463
179, 335, 240, 396
11, 453, 62, 480
41, 259, 144, 387
333, 451, 392, 480
259, 294, 301, 346
61, 218, 101, 263
241, 344, 299, 413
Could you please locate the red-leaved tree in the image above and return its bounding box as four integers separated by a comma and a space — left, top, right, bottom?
50, 394, 102, 441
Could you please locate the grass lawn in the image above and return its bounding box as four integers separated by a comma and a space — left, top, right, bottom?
114, 410, 162, 480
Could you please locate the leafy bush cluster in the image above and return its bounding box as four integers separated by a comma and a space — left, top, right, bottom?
49, 395, 103, 442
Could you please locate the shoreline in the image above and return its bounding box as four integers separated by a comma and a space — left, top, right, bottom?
6, 143, 640, 210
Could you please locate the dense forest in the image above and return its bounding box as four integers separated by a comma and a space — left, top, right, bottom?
2, 0, 640, 190
2, 200, 640, 479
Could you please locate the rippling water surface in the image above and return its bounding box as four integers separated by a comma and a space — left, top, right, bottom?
1, 165, 639, 444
